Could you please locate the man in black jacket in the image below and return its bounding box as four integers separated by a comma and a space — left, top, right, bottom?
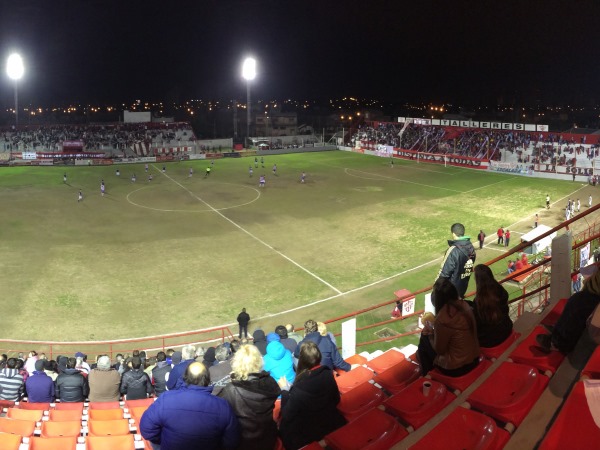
120, 356, 153, 400
436, 223, 476, 298
237, 308, 250, 339
55, 357, 89, 402
151, 352, 171, 397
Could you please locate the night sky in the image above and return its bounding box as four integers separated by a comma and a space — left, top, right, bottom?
1, 0, 600, 107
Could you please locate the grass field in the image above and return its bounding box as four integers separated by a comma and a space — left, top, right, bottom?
0, 151, 583, 342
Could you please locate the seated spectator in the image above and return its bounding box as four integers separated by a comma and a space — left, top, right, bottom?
294, 320, 350, 372
166, 345, 196, 391
507, 260, 515, 274
16, 359, 28, 383
151, 351, 171, 397
286, 324, 303, 344
521, 253, 529, 266
0, 358, 25, 401
264, 338, 296, 385
318, 322, 337, 346
515, 258, 524, 271
44, 360, 58, 381
468, 265, 513, 348
279, 341, 346, 450
218, 344, 281, 450
26, 359, 55, 402
75, 352, 91, 374
416, 278, 480, 376
55, 357, 88, 403
537, 264, 600, 353
113, 353, 125, 373
140, 362, 240, 450
120, 356, 153, 400
252, 330, 268, 355
209, 345, 232, 395
88, 355, 121, 402
275, 325, 297, 353
202, 347, 216, 371
24, 350, 38, 376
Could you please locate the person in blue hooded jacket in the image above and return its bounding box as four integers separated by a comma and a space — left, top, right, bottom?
294, 320, 350, 372
263, 334, 296, 384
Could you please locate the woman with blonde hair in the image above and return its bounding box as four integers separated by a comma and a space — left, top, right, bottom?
218, 344, 281, 450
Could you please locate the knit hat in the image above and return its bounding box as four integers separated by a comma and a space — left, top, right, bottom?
266, 332, 281, 343
34, 360, 45, 371
171, 351, 182, 365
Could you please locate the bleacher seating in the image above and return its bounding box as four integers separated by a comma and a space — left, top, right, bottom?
481, 331, 521, 361
509, 326, 566, 376
428, 357, 493, 394
30, 436, 78, 450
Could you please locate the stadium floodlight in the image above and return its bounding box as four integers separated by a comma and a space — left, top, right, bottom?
242, 57, 257, 145
6, 53, 24, 129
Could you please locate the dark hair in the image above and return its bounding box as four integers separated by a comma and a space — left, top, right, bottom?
132, 350, 140, 357
451, 223, 465, 237
474, 264, 506, 325
15, 359, 24, 370
296, 341, 322, 379
131, 356, 142, 370
6, 358, 17, 369
275, 325, 288, 339
116, 353, 123, 359
156, 351, 166, 362
432, 277, 460, 314
67, 357, 77, 369
230, 339, 241, 354
304, 319, 318, 334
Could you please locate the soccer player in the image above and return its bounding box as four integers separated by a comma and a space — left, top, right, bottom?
261, 156, 264, 168
131, 173, 136, 183
162, 166, 166, 173
101, 180, 105, 196
148, 174, 153, 182
189, 168, 193, 178
254, 157, 258, 168
546, 194, 550, 209
205, 166, 211, 177
249, 166, 253, 177
116, 169, 120, 177
63, 173, 67, 184
145, 164, 149, 172
272, 164, 277, 175
259, 174, 266, 188
301, 172, 306, 183
589, 195, 593, 208
78, 190, 83, 202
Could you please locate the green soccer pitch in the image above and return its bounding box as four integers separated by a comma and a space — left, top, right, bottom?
0, 151, 580, 341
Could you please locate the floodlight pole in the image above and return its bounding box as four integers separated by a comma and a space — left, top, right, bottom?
246, 80, 251, 145
14, 80, 19, 129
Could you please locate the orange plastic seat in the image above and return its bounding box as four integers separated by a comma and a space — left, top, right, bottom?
53, 402, 84, 412
87, 419, 131, 437
540, 298, 568, 326
85, 434, 136, 450
40, 420, 82, 438
0, 400, 16, 409
128, 406, 149, 426
17, 402, 50, 410
509, 326, 565, 376
335, 366, 374, 394
29, 436, 78, 450
581, 345, 600, 379
539, 381, 600, 450
384, 378, 456, 431
48, 409, 82, 422
373, 360, 421, 394
408, 407, 510, 450
0, 417, 37, 437
481, 330, 521, 361
0, 432, 21, 450
365, 349, 405, 374
335, 354, 369, 375
428, 358, 492, 394
6, 406, 44, 421
337, 381, 385, 421
87, 409, 124, 420
124, 398, 153, 409
466, 361, 549, 426
324, 408, 408, 450
88, 402, 121, 410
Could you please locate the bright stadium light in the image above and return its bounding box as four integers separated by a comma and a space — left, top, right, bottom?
6, 53, 24, 130
242, 57, 257, 145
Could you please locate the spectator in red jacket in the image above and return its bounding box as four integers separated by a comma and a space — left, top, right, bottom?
497, 227, 504, 245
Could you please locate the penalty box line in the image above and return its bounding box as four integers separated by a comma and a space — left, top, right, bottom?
152, 165, 343, 295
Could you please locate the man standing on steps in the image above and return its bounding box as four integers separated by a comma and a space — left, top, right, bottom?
237, 308, 250, 339
477, 230, 486, 250
436, 223, 476, 299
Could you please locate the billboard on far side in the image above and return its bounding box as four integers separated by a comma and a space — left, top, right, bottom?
124, 110, 151, 123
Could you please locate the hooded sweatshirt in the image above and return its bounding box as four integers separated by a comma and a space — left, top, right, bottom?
252, 330, 268, 355
0, 368, 25, 400
263, 341, 296, 384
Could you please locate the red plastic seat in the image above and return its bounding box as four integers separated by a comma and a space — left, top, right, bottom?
124, 398, 153, 409
53, 402, 85, 412
365, 349, 405, 374
539, 381, 600, 450
6, 407, 44, 421
335, 354, 369, 375
373, 360, 421, 394
17, 402, 50, 410
29, 436, 78, 450
481, 330, 521, 361
299, 442, 323, 450
88, 402, 121, 410
0, 417, 37, 437
0, 432, 21, 450
87, 419, 131, 437
88, 409, 124, 421
40, 420, 82, 438
428, 358, 492, 394
540, 298, 568, 326
384, 378, 456, 431
85, 434, 136, 450
408, 407, 510, 450
48, 409, 82, 422
272, 398, 281, 422
466, 361, 549, 426
335, 366, 374, 394
0, 400, 16, 410
509, 326, 565, 376
337, 381, 385, 421
582, 345, 600, 379
324, 408, 408, 450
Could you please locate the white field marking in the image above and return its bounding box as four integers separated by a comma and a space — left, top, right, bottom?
344, 168, 462, 193
314, 157, 454, 176
485, 246, 511, 253
462, 177, 516, 194
125, 183, 261, 213
153, 165, 342, 295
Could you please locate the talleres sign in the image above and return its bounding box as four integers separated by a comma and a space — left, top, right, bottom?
397, 117, 548, 132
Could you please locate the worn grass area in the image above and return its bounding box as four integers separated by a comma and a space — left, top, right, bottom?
0, 151, 582, 342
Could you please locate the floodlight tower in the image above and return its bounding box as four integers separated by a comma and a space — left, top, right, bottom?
6, 53, 24, 129
242, 57, 256, 146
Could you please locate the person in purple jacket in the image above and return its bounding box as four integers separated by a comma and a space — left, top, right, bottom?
25, 359, 55, 402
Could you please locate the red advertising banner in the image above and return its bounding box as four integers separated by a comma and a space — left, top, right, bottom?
392, 148, 489, 170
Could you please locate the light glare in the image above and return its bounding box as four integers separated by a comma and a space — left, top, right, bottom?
242, 57, 256, 81
6, 53, 24, 80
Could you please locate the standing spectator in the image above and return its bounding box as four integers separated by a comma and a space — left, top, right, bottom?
317, 322, 337, 346
477, 230, 486, 250
140, 362, 240, 450
294, 320, 350, 372
504, 229, 511, 247
279, 341, 346, 450
88, 355, 121, 402
237, 308, 250, 339
275, 325, 298, 354
120, 356, 153, 400
263, 339, 296, 385
25, 360, 55, 402
209, 345, 233, 395
0, 358, 25, 401
166, 345, 196, 391
436, 223, 476, 299
151, 351, 171, 397
497, 227, 504, 245
55, 357, 89, 403
572, 272, 582, 293
252, 330, 268, 356
219, 344, 281, 450
534, 214, 539, 228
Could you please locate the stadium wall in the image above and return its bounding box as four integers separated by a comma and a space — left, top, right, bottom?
256, 144, 336, 155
